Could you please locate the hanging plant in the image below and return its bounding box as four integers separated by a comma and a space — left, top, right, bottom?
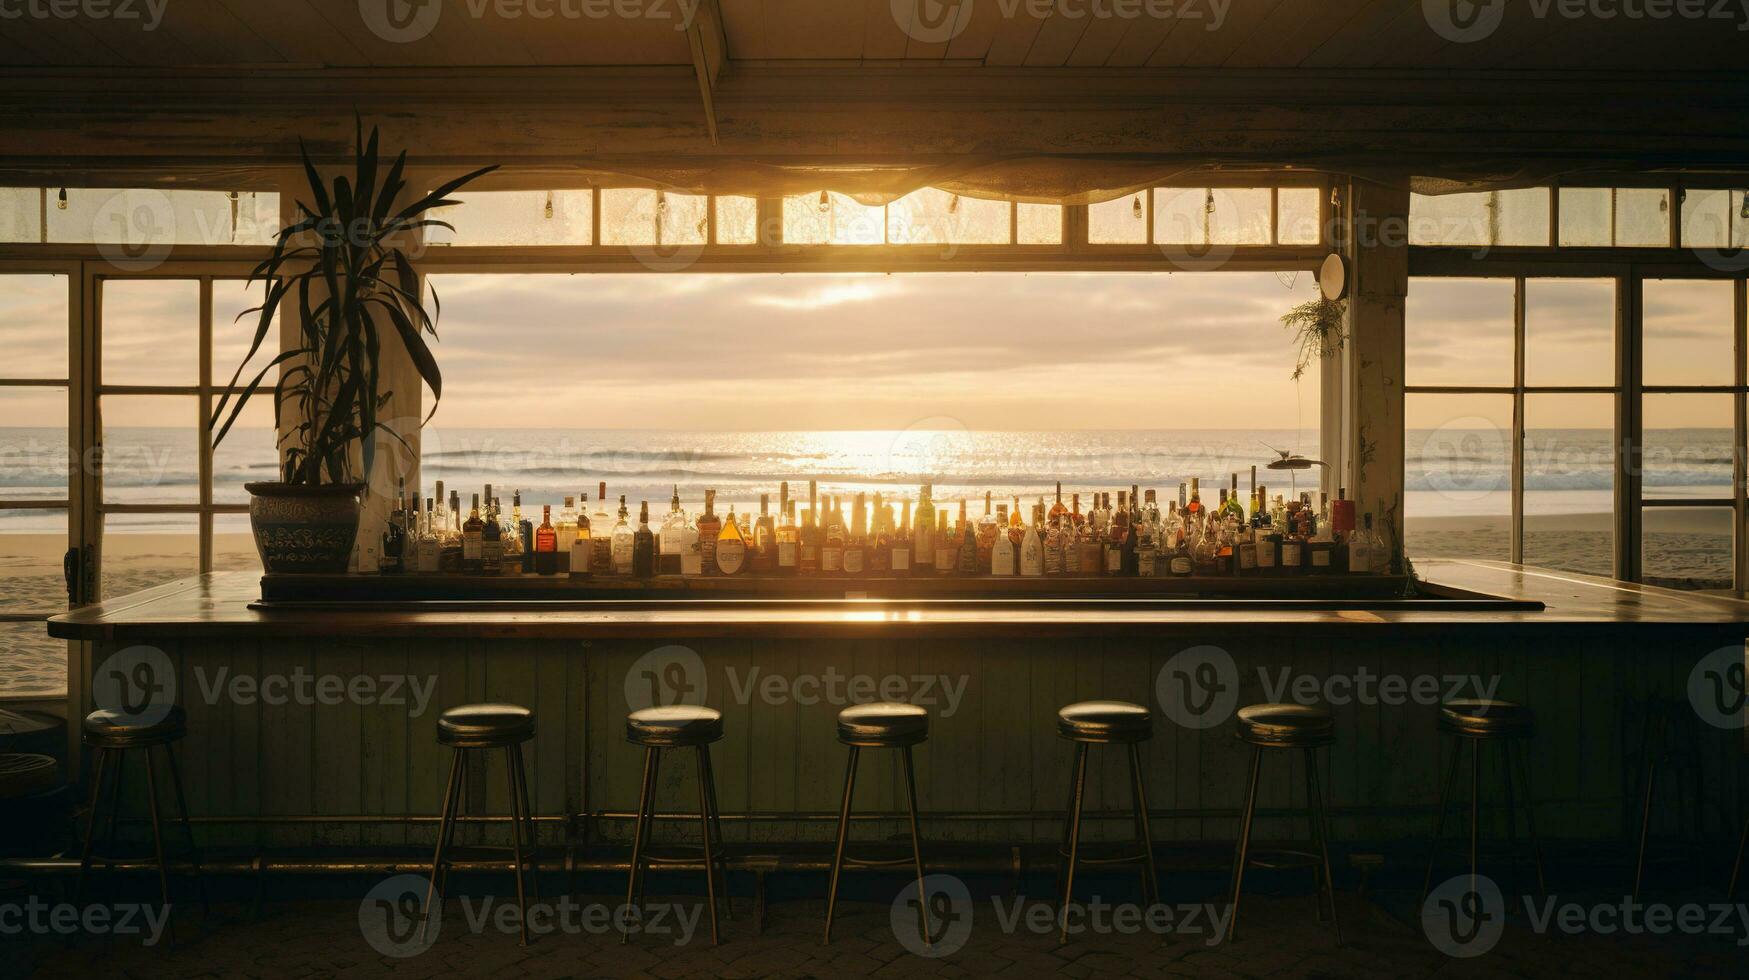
1281, 296, 1347, 381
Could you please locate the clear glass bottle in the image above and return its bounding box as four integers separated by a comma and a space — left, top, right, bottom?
822, 497, 844, 575
891, 500, 912, 576
659, 485, 687, 575
695, 490, 721, 576
633, 501, 655, 578
611, 495, 634, 575
753, 493, 778, 574
570, 493, 593, 577
957, 500, 978, 574
1019, 503, 1044, 576
716, 504, 748, 575
777, 499, 799, 574
591, 482, 613, 576
991, 504, 1014, 575
556, 494, 579, 572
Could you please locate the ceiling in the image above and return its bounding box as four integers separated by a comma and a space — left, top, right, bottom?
2, 0, 1745, 71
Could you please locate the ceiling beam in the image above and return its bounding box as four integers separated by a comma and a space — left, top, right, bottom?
685, 0, 727, 145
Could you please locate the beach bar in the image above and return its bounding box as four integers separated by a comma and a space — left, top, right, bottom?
4, 3, 1749, 976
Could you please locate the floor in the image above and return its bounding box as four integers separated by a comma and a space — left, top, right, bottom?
11, 874, 1748, 979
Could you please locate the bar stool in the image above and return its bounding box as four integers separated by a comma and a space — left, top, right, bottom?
1054, 700, 1159, 945
420, 703, 539, 945
1629, 697, 1704, 899
824, 702, 929, 946
1422, 698, 1544, 901
74, 706, 208, 935
622, 704, 730, 946
1227, 703, 1340, 945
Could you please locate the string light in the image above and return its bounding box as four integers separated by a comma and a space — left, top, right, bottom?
544, 191, 554, 220
655, 189, 668, 215
56, 188, 67, 210
1131, 195, 1142, 219
817, 190, 831, 214
947, 193, 960, 215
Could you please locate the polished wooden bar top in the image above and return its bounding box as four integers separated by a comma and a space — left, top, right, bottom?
45, 559, 1749, 642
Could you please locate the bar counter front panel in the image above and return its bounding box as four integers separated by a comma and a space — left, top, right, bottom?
46, 560, 1749, 857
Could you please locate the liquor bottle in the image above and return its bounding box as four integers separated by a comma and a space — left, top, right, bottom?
843, 493, 867, 575
991, 505, 1015, 575
1078, 502, 1102, 574
1134, 506, 1157, 577
514, 491, 533, 574
799, 503, 820, 575
1237, 521, 1257, 575
570, 493, 592, 577
868, 494, 891, 575
696, 490, 722, 575
556, 495, 579, 573
1280, 514, 1306, 575
611, 495, 634, 575
1106, 492, 1129, 576
1046, 504, 1071, 576
822, 498, 844, 575
891, 500, 912, 576
913, 485, 936, 574
659, 485, 687, 575
1347, 512, 1375, 575
1186, 478, 1203, 520
418, 497, 440, 572
441, 490, 463, 572
633, 501, 655, 577
777, 500, 799, 574
1308, 497, 1336, 574
434, 480, 446, 532
681, 515, 704, 576
716, 504, 748, 575
457, 493, 482, 574
1168, 520, 1193, 577
933, 511, 954, 574
956, 500, 978, 574
976, 491, 998, 567
1225, 474, 1246, 524
752, 493, 777, 573
1020, 504, 1044, 576
481, 491, 503, 576
591, 483, 613, 576
534, 505, 558, 576
1049, 482, 1068, 525
381, 479, 407, 573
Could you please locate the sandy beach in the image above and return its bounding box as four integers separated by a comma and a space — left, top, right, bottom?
0, 513, 1735, 697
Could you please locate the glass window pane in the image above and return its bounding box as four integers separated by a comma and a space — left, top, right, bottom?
1643, 507, 1732, 591
0, 273, 69, 378
0, 187, 41, 243
0, 622, 65, 697
1643, 394, 1732, 500
234, 191, 280, 245
1681, 189, 1733, 249
1406, 277, 1514, 386
1643, 279, 1734, 386
0, 388, 69, 500
0, 510, 66, 615
1405, 393, 1512, 563
212, 397, 277, 505
1152, 187, 1206, 245
1614, 188, 1670, 247
657, 192, 709, 246
1016, 203, 1061, 244
1523, 394, 1614, 577
102, 512, 198, 600
1410, 191, 1493, 246
1088, 194, 1146, 244
1558, 187, 1612, 247
714, 196, 758, 244
887, 188, 1009, 245
1277, 187, 1321, 245
101, 279, 199, 386
214, 511, 262, 574
599, 188, 657, 246
1525, 278, 1614, 386
1207, 188, 1271, 245
1495, 188, 1552, 246
429, 190, 593, 246
782, 192, 884, 245
102, 396, 197, 504
49, 188, 234, 246
211, 278, 280, 391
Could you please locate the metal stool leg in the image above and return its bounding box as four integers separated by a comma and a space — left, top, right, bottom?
1225, 746, 1263, 944
510, 746, 540, 901
420, 748, 466, 942
698, 745, 731, 920
1500, 737, 1522, 899
1057, 743, 1090, 944
1307, 748, 1342, 946
694, 745, 721, 946
1052, 751, 1080, 908
1467, 738, 1481, 895
621, 746, 659, 944
142, 746, 175, 944
102, 751, 126, 875
1729, 815, 1749, 899
1633, 715, 1662, 901
1127, 744, 1159, 908
72, 747, 112, 908
1423, 736, 1465, 901
1508, 738, 1546, 896
822, 745, 860, 944
503, 746, 530, 945
901, 746, 929, 951
163, 743, 210, 918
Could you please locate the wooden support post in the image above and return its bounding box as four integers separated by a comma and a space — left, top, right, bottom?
1342, 179, 1410, 570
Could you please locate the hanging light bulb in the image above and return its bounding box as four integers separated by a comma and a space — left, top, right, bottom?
655, 189, 668, 215
544, 191, 554, 220
817, 189, 831, 214
1131, 195, 1143, 219
947, 193, 960, 215
56, 188, 67, 210
1740, 191, 1749, 219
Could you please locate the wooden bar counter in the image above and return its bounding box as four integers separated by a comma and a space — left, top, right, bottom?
45, 560, 1749, 861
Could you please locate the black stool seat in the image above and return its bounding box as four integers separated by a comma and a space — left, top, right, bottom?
1057, 700, 1151, 743
437, 703, 535, 748
82, 706, 186, 748
1237, 704, 1334, 747
627, 705, 724, 747
1440, 699, 1534, 736
837, 703, 928, 746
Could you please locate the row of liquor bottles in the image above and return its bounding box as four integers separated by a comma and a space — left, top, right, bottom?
378, 472, 1389, 579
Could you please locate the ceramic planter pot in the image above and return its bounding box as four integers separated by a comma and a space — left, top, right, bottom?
245, 482, 365, 574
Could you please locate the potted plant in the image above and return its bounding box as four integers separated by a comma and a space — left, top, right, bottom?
211, 121, 494, 573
